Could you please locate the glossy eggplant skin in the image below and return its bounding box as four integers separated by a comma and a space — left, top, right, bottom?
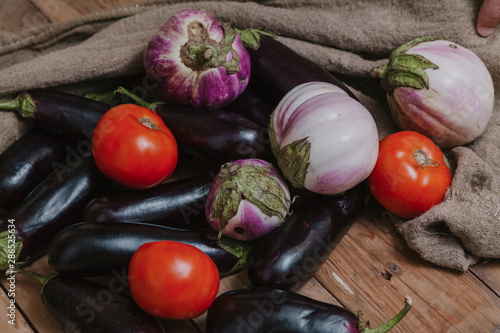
156, 104, 271, 165
47, 221, 243, 277
12, 89, 109, 137
42, 274, 163, 333
0, 156, 112, 262
248, 183, 366, 292
0, 128, 67, 211
206, 288, 358, 333
84, 174, 212, 229
246, 34, 358, 105
224, 80, 274, 128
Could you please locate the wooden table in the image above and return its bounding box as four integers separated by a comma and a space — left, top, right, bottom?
1, 1, 500, 332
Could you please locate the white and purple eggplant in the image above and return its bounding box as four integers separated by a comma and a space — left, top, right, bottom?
205, 159, 291, 241
269, 82, 379, 195
371, 36, 494, 148
144, 9, 251, 109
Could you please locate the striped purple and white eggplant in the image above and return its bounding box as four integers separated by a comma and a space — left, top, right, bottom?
144, 9, 251, 109
205, 158, 291, 241
371, 36, 494, 148
269, 82, 379, 195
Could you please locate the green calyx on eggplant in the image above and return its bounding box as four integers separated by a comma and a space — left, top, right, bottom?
0, 92, 37, 118
182, 21, 241, 75
205, 159, 292, 241
371, 36, 440, 93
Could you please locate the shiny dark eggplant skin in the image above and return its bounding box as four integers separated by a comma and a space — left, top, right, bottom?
206, 288, 358, 333
47, 221, 243, 277
0, 128, 67, 211
155, 104, 271, 165
84, 174, 212, 229
5, 89, 109, 137
42, 274, 163, 333
246, 34, 358, 105
0, 156, 113, 262
248, 183, 366, 292
224, 80, 274, 128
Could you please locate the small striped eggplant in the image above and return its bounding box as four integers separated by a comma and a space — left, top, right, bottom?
144, 9, 251, 109
205, 159, 291, 241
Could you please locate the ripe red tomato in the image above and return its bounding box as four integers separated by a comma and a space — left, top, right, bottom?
91, 104, 177, 189
368, 131, 452, 219
128, 241, 220, 320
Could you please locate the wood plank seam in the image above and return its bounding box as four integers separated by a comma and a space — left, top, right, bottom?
0, 279, 37, 332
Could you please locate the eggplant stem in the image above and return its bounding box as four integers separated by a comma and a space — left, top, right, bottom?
0, 93, 36, 118
217, 236, 256, 276
7, 267, 47, 285
114, 86, 163, 113
0, 98, 20, 110
361, 295, 413, 333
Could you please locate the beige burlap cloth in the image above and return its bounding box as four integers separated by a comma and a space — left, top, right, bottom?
0, 0, 498, 271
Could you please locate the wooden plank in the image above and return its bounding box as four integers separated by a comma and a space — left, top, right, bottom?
0, 257, 64, 333
471, 259, 500, 297
29, 0, 152, 23
315, 205, 500, 333
0, 0, 50, 35
0, 283, 34, 333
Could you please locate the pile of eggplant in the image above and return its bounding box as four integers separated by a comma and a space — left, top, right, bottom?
0, 11, 411, 333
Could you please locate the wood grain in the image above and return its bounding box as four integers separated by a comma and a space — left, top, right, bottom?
0, 281, 34, 333
317, 206, 500, 333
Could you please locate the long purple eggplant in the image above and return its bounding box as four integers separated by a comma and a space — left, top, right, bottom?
0, 89, 109, 137
117, 87, 272, 165
84, 174, 212, 229
0, 155, 113, 266
206, 288, 412, 333
0, 128, 67, 211
248, 182, 366, 292
240, 30, 358, 105
47, 221, 252, 277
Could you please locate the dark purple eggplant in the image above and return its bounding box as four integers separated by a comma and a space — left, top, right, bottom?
241, 31, 358, 105
0, 155, 113, 266
224, 79, 274, 128
0, 128, 67, 211
47, 221, 252, 277
84, 174, 212, 229
0, 89, 109, 137
14, 270, 163, 333
248, 182, 366, 292
206, 288, 412, 333
116, 86, 271, 165
156, 104, 271, 165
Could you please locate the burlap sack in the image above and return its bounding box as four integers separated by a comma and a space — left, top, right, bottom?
0, 0, 498, 271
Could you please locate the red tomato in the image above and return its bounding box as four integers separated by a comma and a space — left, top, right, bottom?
91, 104, 177, 189
128, 241, 220, 320
368, 131, 452, 219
